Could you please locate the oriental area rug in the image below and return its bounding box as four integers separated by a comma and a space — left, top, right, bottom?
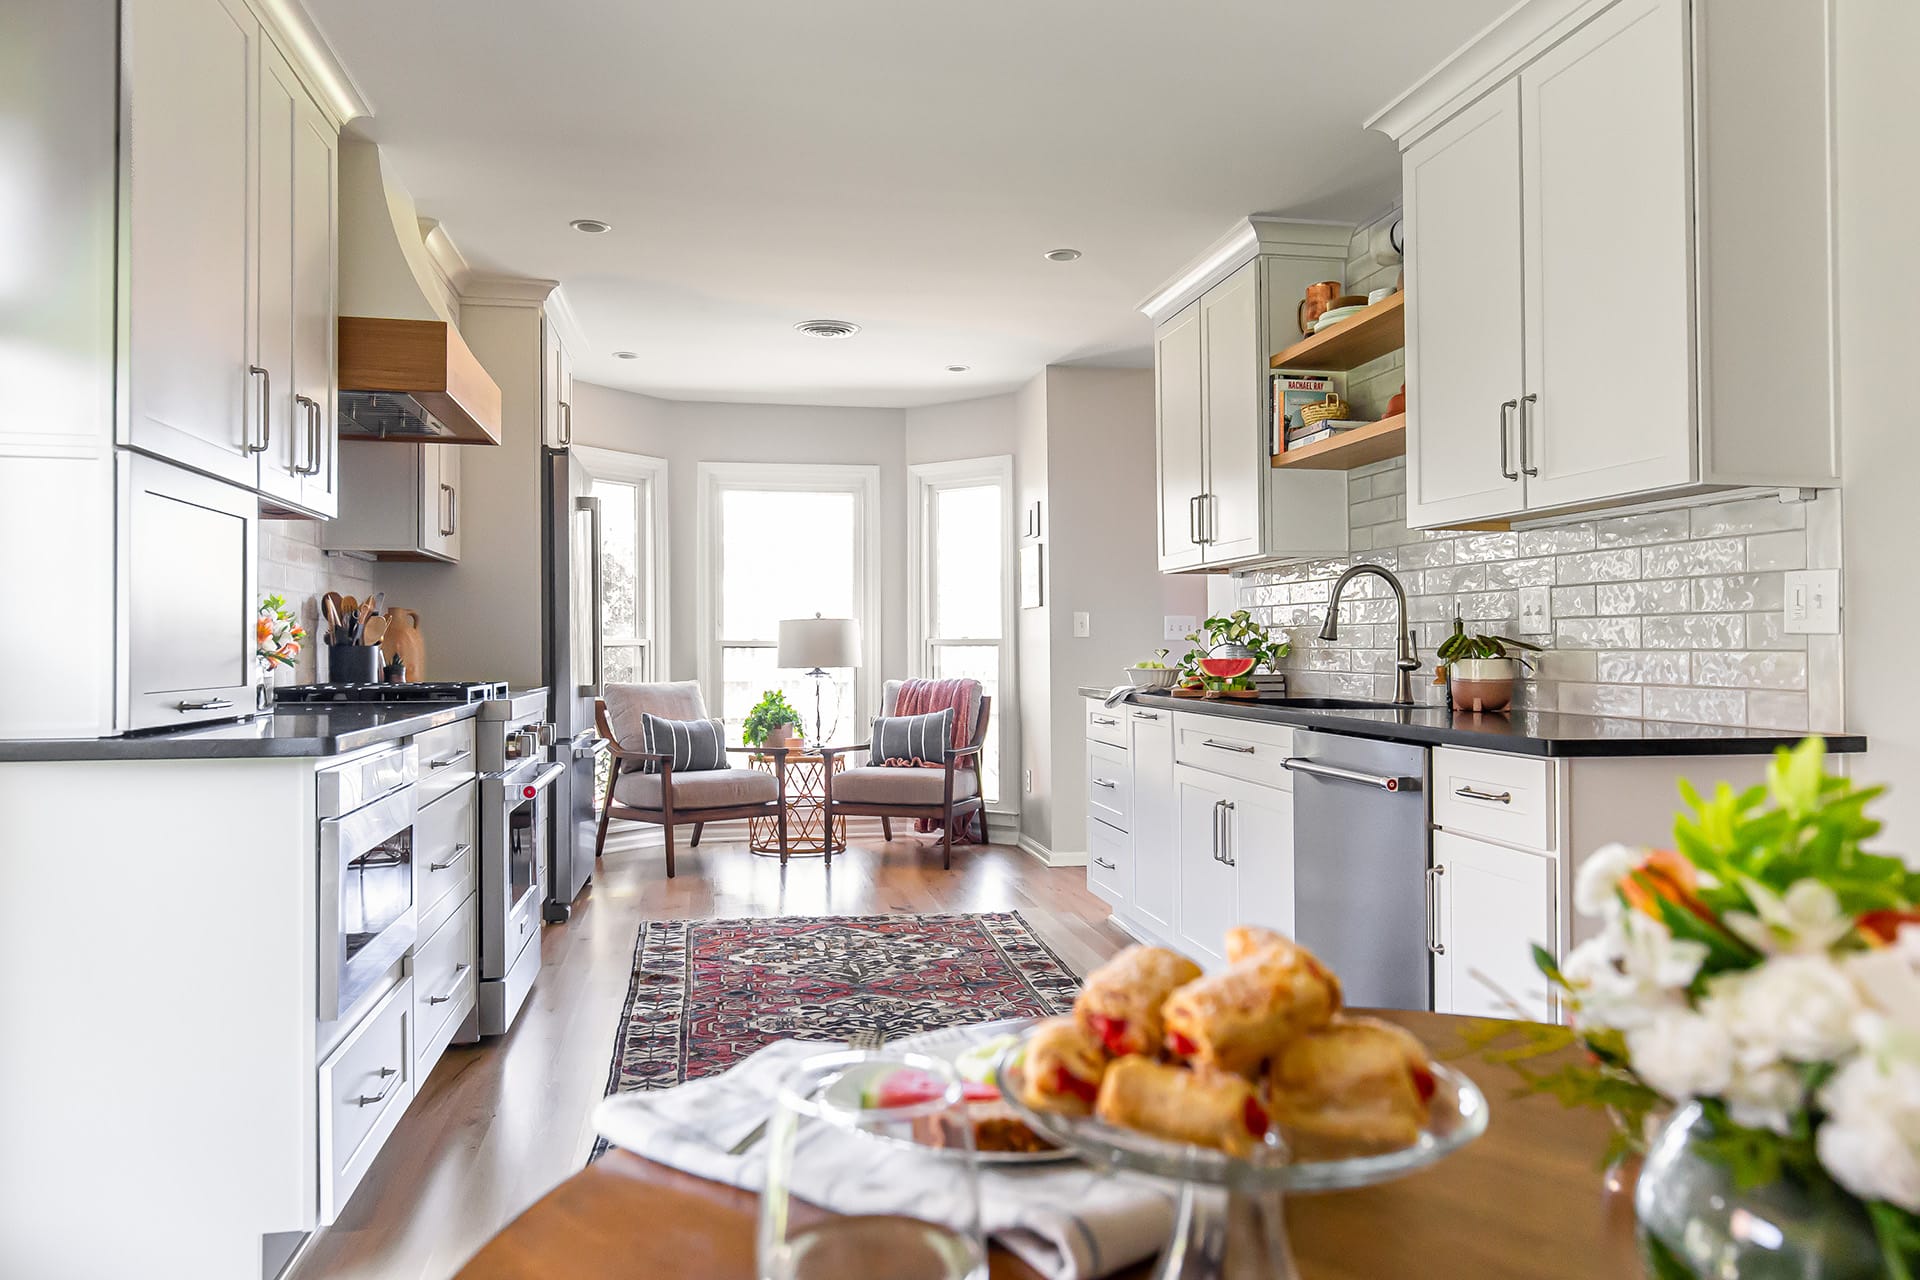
597, 912, 1081, 1122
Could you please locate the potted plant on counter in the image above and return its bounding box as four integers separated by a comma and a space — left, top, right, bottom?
743, 689, 806, 753
1435, 619, 1541, 713
1174, 611, 1290, 698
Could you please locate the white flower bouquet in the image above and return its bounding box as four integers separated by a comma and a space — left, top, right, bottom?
1540, 738, 1920, 1275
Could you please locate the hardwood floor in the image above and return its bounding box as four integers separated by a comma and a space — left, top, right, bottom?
293, 821, 1131, 1280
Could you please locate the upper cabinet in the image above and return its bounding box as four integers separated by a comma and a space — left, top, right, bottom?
122, 0, 341, 517
1148, 220, 1351, 573
1374, 0, 1840, 529
543, 320, 576, 450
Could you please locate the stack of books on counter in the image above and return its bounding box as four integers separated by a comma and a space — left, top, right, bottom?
1286, 419, 1374, 450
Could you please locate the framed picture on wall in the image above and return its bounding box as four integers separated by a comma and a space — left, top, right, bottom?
1019, 543, 1043, 609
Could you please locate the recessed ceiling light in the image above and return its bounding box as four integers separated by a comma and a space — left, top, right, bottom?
946, 365, 971, 373
569, 218, 613, 234
793, 319, 861, 339
612, 350, 639, 360
1044, 247, 1082, 263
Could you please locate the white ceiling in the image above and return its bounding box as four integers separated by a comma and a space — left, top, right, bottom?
309, 0, 1509, 408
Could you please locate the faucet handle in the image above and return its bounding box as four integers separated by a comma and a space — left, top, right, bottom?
1399, 630, 1421, 671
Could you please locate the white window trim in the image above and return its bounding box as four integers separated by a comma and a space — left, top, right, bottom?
695, 461, 882, 735
575, 446, 670, 683
908, 455, 1016, 814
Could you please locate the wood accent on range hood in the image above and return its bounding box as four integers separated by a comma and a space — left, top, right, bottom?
338, 316, 503, 445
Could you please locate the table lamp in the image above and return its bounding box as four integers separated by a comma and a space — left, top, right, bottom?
776, 614, 862, 747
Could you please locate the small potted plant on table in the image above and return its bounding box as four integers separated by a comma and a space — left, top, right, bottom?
1435, 619, 1541, 713
743, 689, 806, 753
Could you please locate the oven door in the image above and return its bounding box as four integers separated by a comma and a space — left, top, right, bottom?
482, 761, 564, 978
319, 784, 419, 1021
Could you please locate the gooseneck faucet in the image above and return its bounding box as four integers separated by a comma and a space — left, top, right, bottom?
1319, 564, 1421, 705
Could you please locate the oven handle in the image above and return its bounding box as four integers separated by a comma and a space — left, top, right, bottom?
520, 762, 567, 796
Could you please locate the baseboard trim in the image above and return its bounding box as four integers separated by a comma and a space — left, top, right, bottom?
1016, 835, 1088, 868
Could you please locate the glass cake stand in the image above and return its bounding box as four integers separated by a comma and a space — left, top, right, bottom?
995, 1032, 1489, 1280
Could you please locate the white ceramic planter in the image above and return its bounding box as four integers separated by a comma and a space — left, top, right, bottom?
1449, 657, 1517, 713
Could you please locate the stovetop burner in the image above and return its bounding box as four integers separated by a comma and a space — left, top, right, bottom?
275, 681, 509, 706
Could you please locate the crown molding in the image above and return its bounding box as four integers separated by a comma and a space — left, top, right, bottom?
254, 0, 372, 127
542, 286, 590, 356
1137, 217, 1352, 324
458, 275, 560, 311
417, 218, 472, 298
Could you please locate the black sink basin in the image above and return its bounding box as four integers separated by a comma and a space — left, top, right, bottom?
1259, 696, 1411, 711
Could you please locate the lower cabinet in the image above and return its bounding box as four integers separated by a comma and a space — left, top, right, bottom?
1126, 709, 1178, 938
1088, 818, 1128, 906
317, 975, 415, 1225
1430, 830, 1556, 1021
1174, 764, 1295, 969
412, 891, 478, 1080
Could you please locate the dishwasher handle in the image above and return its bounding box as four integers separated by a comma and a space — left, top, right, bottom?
1282, 757, 1420, 793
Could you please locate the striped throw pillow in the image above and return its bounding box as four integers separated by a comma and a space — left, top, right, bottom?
870, 708, 954, 768
639, 713, 728, 773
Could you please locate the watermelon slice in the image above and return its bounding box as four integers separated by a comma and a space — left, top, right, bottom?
863, 1067, 998, 1109
1197, 655, 1255, 680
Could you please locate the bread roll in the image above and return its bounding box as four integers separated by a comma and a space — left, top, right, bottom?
1019, 1016, 1108, 1117
1074, 945, 1203, 1056
1224, 925, 1291, 964
1269, 1016, 1435, 1155
1160, 938, 1341, 1076
1093, 1058, 1270, 1158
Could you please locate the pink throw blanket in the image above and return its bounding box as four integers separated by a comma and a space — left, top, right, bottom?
889, 677, 980, 843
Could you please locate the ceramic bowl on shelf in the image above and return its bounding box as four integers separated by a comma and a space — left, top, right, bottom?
1313, 305, 1367, 331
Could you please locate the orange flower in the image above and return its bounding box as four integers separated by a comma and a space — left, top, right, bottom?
1857, 908, 1920, 947
1621, 849, 1715, 926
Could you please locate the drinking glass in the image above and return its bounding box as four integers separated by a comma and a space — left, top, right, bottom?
757, 1049, 987, 1280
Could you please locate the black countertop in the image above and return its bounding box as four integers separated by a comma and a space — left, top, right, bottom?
1078, 687, 1865, 758
0, 702, 482, 762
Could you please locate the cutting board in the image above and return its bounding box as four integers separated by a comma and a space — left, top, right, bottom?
384, 608, 425, 681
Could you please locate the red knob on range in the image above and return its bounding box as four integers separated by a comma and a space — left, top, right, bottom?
522, 785, 537, 799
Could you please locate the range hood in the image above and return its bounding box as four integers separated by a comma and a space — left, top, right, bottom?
337, 139, 502, 445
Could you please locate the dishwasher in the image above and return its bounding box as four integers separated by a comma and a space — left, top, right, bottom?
1283, 729, 1431, 1011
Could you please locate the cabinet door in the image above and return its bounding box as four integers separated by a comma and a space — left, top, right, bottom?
1127, 709, 1177, 938
254, 43, 303, 508
1154, 303, 1206, 572
1431, 830, 1555, 1021
290, 77, 338, 516
419, 444, 460, 561
543, 322, 572, 450
1402, 83, 1527, 528
1198, 260, 1262, 564
1174, 767, 1234, 968
124, 0, 260, 487
1518, 0, 1694, 511
1224, 776, 1294, 940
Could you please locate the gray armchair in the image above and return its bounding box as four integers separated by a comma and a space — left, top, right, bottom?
819, 679, 990, 869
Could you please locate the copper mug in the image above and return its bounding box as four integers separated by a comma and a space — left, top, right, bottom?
1297, 280, 1342, 335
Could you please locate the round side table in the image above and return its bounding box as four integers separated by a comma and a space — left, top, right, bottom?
746, 752, 845, 858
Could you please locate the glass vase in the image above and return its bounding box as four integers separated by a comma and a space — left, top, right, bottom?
1634, 1103, 1882, 1280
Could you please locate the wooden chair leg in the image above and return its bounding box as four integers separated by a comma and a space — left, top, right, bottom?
881, 817, 892, 842
941, 803, 954, 870
690, 822, 704, 847
777, 804, 789, 864
662, 821, 676, 878
595, 765, 618, 859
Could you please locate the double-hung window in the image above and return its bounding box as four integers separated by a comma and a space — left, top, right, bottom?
909, 457, 1013, 805
577, 447, 668, 685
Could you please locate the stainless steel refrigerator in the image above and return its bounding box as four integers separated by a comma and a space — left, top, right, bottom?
542, 447, 609, 921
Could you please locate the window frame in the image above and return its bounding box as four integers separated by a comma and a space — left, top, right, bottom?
695, 461, 882, 739
575, 445, 669, 685
907, 455, 1016, 813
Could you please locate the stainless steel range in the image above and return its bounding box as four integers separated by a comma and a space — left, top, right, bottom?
476, 689, 560, 1034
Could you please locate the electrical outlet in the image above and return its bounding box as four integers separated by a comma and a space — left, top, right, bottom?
1517, 587, 1550, 635
1783, 569, 1840, 634
1164, 614, 1196, 641
1072, 611, 1091, 638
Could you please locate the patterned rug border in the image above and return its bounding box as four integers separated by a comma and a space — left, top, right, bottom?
596, 910, 1084, 1118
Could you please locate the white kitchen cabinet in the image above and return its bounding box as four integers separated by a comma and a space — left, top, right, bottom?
1154, 303, 1206, 572
1197, 263, 1263, 563
1375, 0, 1840, 527
544, 321, 577, 449
1126, 708, 1178, 939
1225, 772, 1294, 940
423, 443, 462, 560
1088, 819, 1129, 907
324, 441, 460, 562
1175, 767, 1238, 968
1430, 830, 1556, 1022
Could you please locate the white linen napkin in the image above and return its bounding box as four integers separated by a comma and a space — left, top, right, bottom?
592, 1039, 1176, 1280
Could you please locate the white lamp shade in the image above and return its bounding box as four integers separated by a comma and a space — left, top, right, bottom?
777, 616, 861, 669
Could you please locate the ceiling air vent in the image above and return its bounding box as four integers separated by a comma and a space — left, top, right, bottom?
793, 319, 861, 339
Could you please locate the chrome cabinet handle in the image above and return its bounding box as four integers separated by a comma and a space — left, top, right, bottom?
1498, 398, 1519, 481
1202, 739, 1256, 755
1281, 757, 1415, 792
1455, 785, 1512, 805
1092, 856, 1117, 871
428, 843, 472, 872
1520, 393, 1539, 477
1212, 799, 1229, 864
1090, 715, 1118, 726
559, 400, 574, 447
1091, 777, 1118, 790
1187, 495, 1202, 546
438, 483, 455, 537
355, 1066, 401, 1107
1131, 710, 1160, 720
293, 394, 322, 475
1220, 800, 1237, 866
428, 964, 471, 1006
247, 366, 271, 453
176, 698, 234, 712
1425, 865, 1447, 955
1201, 493, 1216, 544
428, 749, 472, 771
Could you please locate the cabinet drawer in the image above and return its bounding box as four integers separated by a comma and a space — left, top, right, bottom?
1087, 740, 1131, 831
1431, 747, 1555, 852
1172, 713, 1293, 789
1084, 700, 1127, 748
415, 781, 477, 921
414, 719, 477, 807
318, 976, 414, 1224
1088, 817, 1128, 905
412, 891, 477, 1080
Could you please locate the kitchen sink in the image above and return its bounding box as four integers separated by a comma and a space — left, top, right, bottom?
1259, 696, 1410, 711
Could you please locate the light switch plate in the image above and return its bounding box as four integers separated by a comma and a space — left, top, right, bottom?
1164, 614, 1196, 641
1072, 611, 1091, 638
1783, 569, 1840, 634
1517, 587, 1550, 635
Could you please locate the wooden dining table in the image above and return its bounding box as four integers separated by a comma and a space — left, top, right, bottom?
455, 1010, 1645, 1279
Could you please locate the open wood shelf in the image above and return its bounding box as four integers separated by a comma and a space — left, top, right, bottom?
1270, 413, 1406, 470
1269, 292, 1404, 372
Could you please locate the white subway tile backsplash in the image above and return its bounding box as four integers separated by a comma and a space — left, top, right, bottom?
1644, 538, 1744, 577
1519, 527, 1596, 556
1558, 683, 1645, 718
1746, 530, 1808, 572
1593, 511, 1692, 548
1691, 651, 1808, 691
1746, 690, 1811, 732
1691, 497, 1806, 537
1556, 617, 1640, 648
1550, 586, 1596, 617
1596, 580, 1690, 615
1693, 574, 1785, 612
1644, 688, 1747, 727
1596, 651, 1692, 685
1556, 549, 1642, 584
1643, 614, 1745, 649
1454, 532, 1519, 563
